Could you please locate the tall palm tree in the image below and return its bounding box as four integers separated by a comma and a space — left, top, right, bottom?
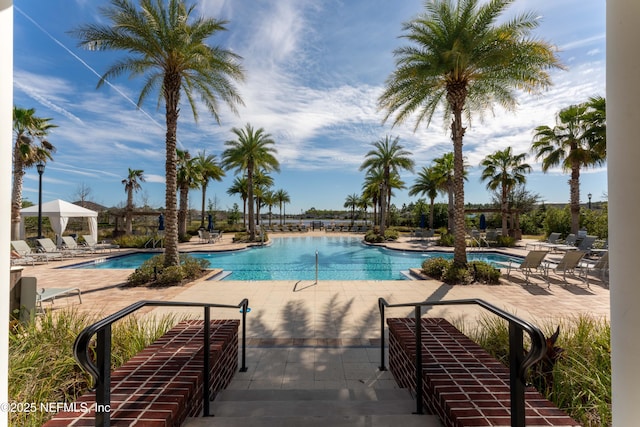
431, 153, 456, 231
532, 99, 606, 234
274, 189, 290, 226
378, 0, 562, 267
344, 193, 360, 226
252, 170, 274, 227
262, 190, 276, 227
222, 124, 279, 240
11, 107, 57, 240
362, 167, 384, 226
177, 149, 201, 238
193, 151, 225, 228
122, 168, 145, 235
480, 147, 531, 236
73, 0, 244, 267
359, 136, 414, 234
409, 166, 439, 229
227, 176, 248, 228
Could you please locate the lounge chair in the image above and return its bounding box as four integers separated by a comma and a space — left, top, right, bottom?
582, 251, 609, 287
11, 240, 63, 263
544, 250, 588, 288
36, 287, 82, 313
526, 232, 561, 250
503, 250, 549, 284
60, 236, 94, 256
576, 235, 598, 252
549, 234, 578, 252
37, 238, 72, 259
83, 235, 120, 252
10, 250, 36, 266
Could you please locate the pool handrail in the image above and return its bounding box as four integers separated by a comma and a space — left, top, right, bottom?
73, 298, 249, 427
377, 297, 546, 427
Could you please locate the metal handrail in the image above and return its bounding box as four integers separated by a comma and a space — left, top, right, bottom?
378, 297, 546, 427
73, 299, 250, 427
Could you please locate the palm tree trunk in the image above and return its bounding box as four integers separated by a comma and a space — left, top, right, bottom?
429, 197, 435, 230
178, 184, 188, 237
126, 190, 133, 235
247, 163, 255, 240
11, 141, 25, 240
570, 162, 581, 234
379, 183, 387, 235
163, 74, 181, 267
200, 182, 208, 228
447, 181, 454, 231
449, 88, 468, 267
501, 185, 508, 236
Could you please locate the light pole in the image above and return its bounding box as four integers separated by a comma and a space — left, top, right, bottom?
37, 162, 45, 238
588, 193, 592, 210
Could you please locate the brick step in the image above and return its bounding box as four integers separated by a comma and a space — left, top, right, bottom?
183, 388, 443, 426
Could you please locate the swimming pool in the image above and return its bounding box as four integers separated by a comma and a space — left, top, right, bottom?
69, 236, 522, 280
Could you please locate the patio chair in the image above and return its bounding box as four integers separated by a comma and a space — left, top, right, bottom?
576, 235, 598, 252
37, 238, 72, 259
36, 287, 82, 314
10, 249, 36, 266
544, 250, 588, 288
582, 251, 609, 287
12, 239, 63, 263
548, 234, 578, 252
503, 250, 549, 285
60, 236, 94, 256
83, 235, 120, 252
526, 232, 561, 250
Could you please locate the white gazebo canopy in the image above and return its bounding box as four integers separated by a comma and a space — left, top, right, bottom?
20, 199, 98, 246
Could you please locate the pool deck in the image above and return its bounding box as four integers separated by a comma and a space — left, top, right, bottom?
18, 230, 610, 395
21, 230, 610, 325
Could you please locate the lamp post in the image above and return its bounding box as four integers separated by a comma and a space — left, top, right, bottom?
36, 162, 45, 238
588, 193, 592, 210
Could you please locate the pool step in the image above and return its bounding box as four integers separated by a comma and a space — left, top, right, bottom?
207, 270, 233, 281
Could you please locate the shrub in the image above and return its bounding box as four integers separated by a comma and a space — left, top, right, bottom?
384, 228, 399, 241
364, 230, 384, 243
113, 235, 150, 248
421, 257, 451, 279
495, 235, 515, 247
438, 232, 454, 246
469, 261, 501, 284
457, 314, 611, 427
126, 254, 209, 287
421, 258, 501, 285
9, 309, 184, 427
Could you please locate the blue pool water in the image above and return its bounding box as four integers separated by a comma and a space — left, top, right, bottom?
70, 236, 521, 280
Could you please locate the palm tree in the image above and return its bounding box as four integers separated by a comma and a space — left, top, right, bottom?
73, 0, 244, 267
262, 190, 276, 227
359, 136, 414, 234
344, 193, 360, 226
222, 124, 279, 240
252, 170, 274, 227
227, 176, 248, 228
378, 0, 562, 267
11, 107, 57, 240
122, 168, 145, 235
177, 149, 200, 238
274, 189, 290, 226
480, 147, 532, 236
409, 166, 439, 230
431, 153, 456, 231
532, 99, 606, 234
193, 151, 225, 228
362, 167, 384, 226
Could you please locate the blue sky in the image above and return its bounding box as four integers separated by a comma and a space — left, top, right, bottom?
13, 0, 606, 214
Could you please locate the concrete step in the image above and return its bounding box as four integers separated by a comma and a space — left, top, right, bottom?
182, 388, 442, 427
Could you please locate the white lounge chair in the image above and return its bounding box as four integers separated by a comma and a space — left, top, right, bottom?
544, 250, 588, 288
37, 238, 70, 259
83, 235, 120, 252
526, 232, 561, 250
11, 240, 63, 263
61, 236, 94, 255
582, 251, 609, 287
503, 250, 549, 285
36, 287, 82, 313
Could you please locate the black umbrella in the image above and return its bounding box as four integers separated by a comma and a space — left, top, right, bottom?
158, 214, 165, 231
207, 214, 213, 232
479, 213, 486, 231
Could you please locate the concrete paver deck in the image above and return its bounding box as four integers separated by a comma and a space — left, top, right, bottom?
16, 231, 610, 393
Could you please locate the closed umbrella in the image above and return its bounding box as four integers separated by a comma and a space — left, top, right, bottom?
479, 214, 486, 231
158, 214, 165, 232
207, 214, 213, 232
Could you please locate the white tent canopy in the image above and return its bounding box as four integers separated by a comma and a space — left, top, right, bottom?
20, 199, 98, 246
